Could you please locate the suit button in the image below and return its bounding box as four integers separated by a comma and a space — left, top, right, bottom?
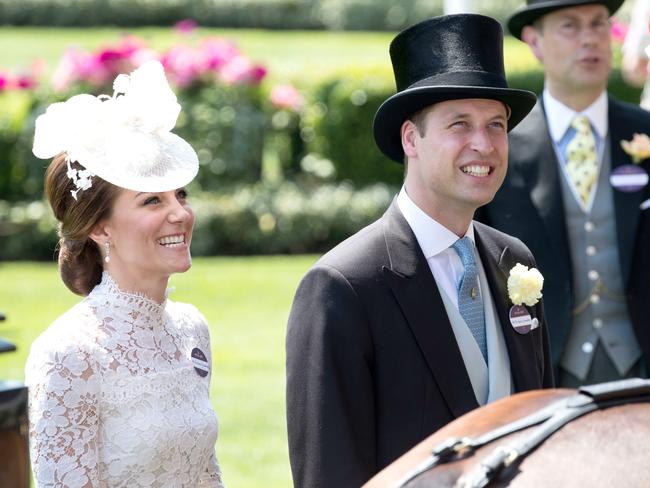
586, 246, 597, 256
590, 294, 600, 304
582, 342, 594, 354
588, 270, 599, 281
593, 318, 603, 329
584, 221, 594, 232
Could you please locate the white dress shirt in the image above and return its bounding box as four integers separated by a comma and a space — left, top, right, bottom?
396, 187, 478, 310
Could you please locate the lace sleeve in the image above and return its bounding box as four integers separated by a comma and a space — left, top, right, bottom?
186, 304, 225, 488
26, 334, 101, 488
199, 450, 226, 487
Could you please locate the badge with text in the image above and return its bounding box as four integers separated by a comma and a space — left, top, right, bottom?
509, 305, 538, 334
191, 348, 209, 377
610, 165, 649, 193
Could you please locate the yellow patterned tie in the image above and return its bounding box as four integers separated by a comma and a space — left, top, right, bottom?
565, 115, 598, 206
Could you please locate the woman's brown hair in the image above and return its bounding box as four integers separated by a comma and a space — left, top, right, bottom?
45, 154, 121, 295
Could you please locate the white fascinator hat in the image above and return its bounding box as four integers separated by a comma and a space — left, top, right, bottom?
33, 60, 198, 199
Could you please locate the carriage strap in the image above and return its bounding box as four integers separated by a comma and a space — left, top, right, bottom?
397, 378, 650, 488
460, 378, 650, 488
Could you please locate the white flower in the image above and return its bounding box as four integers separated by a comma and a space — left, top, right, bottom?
507, 263, 544, 307
621, 133, 650, 164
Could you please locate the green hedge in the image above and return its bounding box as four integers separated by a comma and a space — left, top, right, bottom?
0, 0, 529, 30
303, 68, 403, 186
0, 181, 395, 259
177, 85, 266, 187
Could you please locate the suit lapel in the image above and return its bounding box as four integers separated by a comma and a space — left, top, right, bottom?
381, 202, 479, 418
607, 98, 645, 287
522, 103, 571, 266
474, 224, 543, 392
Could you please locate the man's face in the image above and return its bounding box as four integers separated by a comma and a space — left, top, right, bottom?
402, 98, 509, 219
524, 4, 612, 95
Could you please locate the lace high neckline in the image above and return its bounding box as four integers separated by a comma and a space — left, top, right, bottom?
90, 272, 169, 329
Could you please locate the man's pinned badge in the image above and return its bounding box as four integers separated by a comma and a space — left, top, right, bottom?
509, 305, 539, 334
191, 348, 209, 377
610, 165, 649, 192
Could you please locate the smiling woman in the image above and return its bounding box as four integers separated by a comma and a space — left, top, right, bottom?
24, 60, 226, 487
92, 187, 196, 303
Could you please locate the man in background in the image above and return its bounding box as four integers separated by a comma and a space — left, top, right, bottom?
478, 0, 650, 386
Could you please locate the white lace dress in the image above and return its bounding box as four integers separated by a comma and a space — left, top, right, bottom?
25, 273, 225, 487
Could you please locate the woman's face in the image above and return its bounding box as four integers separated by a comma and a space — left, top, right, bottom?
100, 187, 195, 286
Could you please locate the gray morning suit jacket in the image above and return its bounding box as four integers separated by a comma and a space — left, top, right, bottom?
477, 97, 650, 374
286, 201, 554, 488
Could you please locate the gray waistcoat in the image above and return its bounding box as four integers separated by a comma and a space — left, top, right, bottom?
558, 136, 641, 380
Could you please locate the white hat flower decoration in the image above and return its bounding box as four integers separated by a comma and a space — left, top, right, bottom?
32, 60, 198, 199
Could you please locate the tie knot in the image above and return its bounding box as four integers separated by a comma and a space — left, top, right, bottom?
571, 115, 591, 133
452, 237, 476, 268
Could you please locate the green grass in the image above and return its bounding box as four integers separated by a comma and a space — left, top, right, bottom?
0, 256, 318, 488
0, 26, 539, 84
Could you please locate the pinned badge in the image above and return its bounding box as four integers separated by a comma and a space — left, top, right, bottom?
509, 305, 538, 334
191, 347, 209, 377
610, 165, 649, 193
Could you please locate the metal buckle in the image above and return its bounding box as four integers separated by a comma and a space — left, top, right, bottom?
431, 436, 473, 460
494, 445, 519, 467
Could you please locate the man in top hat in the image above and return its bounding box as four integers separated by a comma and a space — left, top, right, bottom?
286, 14, 554, 488
477, 0, 650, 387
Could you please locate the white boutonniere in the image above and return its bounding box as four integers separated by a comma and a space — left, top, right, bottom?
621, 133, 650, 164
507, 263, 544, 307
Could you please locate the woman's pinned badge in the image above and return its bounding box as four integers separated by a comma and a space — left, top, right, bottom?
610, 165, 649, 193
191, 348, 209, 378
509, 305, 535, 334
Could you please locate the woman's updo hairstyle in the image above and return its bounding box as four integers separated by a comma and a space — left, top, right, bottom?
45, 153, 121, 296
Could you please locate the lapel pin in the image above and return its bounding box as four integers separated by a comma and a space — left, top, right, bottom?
610, 165, 648, 193
509, 305, 534, 334
191, 347, 209, 378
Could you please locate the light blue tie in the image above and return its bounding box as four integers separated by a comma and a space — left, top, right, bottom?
452, 237, 488, 364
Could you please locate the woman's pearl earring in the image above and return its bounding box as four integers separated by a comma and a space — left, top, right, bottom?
104, 242, 111, 263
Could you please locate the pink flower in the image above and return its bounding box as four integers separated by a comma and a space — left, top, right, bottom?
611, 18, 628, 43
95, 36, 148, 79
270, 84, 304, 111
52, 37, 155, 92
0, 73, 12, 91
53, 48, 96, 91
200, 38, 240, 72
15, 74, 37, 90
174, 19, 198, 34
220, 55, 267, 85
30, 59, 46, 79
161, 45, 202, 88
6, 60, 43, 91
49, 33, 267, 91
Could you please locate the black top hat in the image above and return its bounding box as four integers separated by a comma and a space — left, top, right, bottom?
373, 14, 537, 163
508, 0, 624, 40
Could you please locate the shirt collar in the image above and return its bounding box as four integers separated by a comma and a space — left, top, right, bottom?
542, 89, 608, 142
396, 186, 475, 259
